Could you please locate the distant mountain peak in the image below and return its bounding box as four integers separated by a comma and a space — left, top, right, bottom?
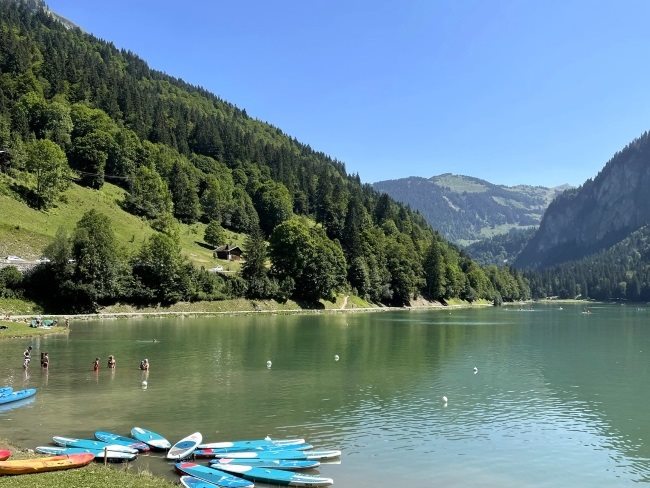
373, 174, 570, 244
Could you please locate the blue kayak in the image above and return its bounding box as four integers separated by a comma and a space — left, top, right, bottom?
216, 464, 334, 487
95, 431, 150, 451
0, 386, 12, 396
212, 458, 321, 471
52, 436, 138, 454
199, 438, 307, 450
131, 427, 171, 450
0, 388, 36, 405
35, 445, 137, 462
214, 449, 341, 461
175, 462, 253, 488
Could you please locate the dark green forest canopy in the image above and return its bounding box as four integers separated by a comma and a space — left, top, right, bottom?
0, 1, 529, 310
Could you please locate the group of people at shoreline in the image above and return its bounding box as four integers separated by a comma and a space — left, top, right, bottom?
23, 346, 150, 372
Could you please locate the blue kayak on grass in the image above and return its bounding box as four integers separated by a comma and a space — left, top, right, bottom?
0, 388, 36, 405
35, 445, 137, 462
216, 464, 334, 487
175, 462, 254, 488
212, 458, 321, 471
52, 436, 138, 454
95, 431, 150, 451
199, 438, 307, 450
214, 449, 341, 461
131, 427, 171, 450
0, 386, 12, 396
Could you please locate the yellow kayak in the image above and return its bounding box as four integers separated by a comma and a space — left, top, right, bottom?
0, 453, 94, 475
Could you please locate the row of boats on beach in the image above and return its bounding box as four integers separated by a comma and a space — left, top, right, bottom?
0, 426, 341, 486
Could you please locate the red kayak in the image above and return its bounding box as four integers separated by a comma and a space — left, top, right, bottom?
0, 450, 11, 461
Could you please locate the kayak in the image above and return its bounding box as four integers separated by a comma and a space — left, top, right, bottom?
0, 388, 36, 405
216, 464, 334, 487
0, 386, 12, 396
214, 449, 341, 461
35, 446, 137, 462
131, 427, 171, 450
196, 443, 313, 455
0, 453, 94, 475
180, 476, 225, 488
213, 458, 321, 471
0, 450, 10, 461
167, 432, 202, 460
52, 436, 138, 454
175, 462, 254, 488
198, 438, 307, 450
94, 431, 150, 451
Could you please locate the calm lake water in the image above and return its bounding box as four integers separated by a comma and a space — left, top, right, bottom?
1, 304, 649, 487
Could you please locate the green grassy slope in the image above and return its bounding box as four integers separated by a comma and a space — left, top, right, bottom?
0, 175, 244, 268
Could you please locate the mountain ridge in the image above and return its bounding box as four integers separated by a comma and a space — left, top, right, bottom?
373, 173, 569, 244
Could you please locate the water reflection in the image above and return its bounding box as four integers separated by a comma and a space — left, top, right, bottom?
0, 305, 648, 486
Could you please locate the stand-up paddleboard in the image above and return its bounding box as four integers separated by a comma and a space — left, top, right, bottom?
213, 458, 320, 471
131, 427, 171, 450
0, 450, 10, 461
216, 464, 334, 487
196, 445, 312, 457
214, 449, 341, 461
94, 431, 150, 451
0, 388, 36, 405
52, 436, 138, 454
0, 387, 12, 396
196, 443, 313, 455
199, 438, 307, 450
0, 453, 95, 475
175, 462, 253, 488
180, 476, 223, 488
35, 446, 137, 462
167, 432, 202, 460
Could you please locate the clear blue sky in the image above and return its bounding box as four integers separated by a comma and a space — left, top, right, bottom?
47, 0, 650, 187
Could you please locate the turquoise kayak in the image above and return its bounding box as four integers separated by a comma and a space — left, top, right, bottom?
216, 464, 334, 487
212, 458, 320, 471
198, 438, 307, 450
214, 449, 341, 461
95, 431, 150, 451
175, 462, 253, 488
52, 436, 138, 454
131, 427, 171, 450
0, 387, 12, 396
35, 445, 137, 462
0, 388, 36, 405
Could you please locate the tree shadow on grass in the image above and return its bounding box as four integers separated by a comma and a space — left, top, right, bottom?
195, 241, 214, 251
9, 182, 38, 209
293, 298, 325, 310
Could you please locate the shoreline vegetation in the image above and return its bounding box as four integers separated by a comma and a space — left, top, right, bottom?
0, 439, 176, 488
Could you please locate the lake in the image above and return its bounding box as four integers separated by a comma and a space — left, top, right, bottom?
1, 303, 649, 487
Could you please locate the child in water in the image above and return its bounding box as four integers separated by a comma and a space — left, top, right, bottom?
93, 357, 100, 371
42, 352, 49, 369
107, 355, 116, 368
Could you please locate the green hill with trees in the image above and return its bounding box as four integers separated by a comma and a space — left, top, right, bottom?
0, 0, 529, 312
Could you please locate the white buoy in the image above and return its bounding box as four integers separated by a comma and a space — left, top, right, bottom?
442, 395, 448, 404
473, 366, 478, 374
334, 354, 340, 361
266, 360, 272, 369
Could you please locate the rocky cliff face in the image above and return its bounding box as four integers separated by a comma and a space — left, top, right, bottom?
515, 132, 650, 269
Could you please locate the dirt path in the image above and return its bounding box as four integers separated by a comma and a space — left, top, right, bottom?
340, 295, 349, 310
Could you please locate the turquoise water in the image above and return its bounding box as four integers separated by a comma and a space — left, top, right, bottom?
1, 304, 649, 486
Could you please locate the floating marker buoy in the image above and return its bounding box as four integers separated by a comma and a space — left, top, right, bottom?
442, 395, 448, 403
266, 360, 272, 369
334, 354, 340, 361
473, 366, 478, 374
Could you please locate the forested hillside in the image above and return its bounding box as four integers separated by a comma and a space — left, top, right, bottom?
516, 132, 650, 269
525, 226, 650, 301
0, 0, 529, 311
464, 228, 536, 266
373, 174, 567, 244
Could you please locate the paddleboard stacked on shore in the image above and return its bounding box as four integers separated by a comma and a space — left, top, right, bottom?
28, 427, 340, 485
